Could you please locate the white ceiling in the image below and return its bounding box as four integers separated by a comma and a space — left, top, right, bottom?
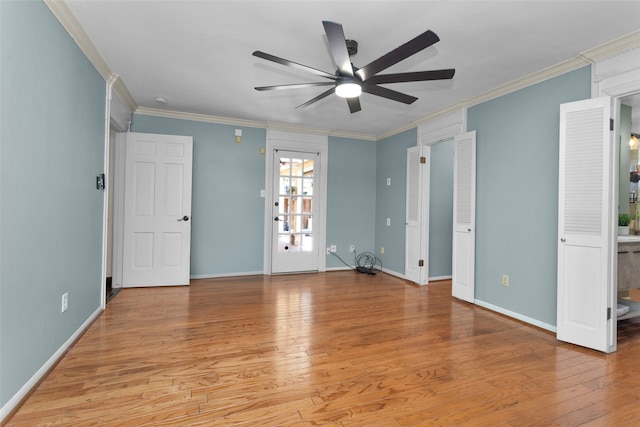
64, 1, 640, 138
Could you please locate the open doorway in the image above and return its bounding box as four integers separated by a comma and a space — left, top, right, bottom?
106, 126, 118, 303
616, 92, 640, 323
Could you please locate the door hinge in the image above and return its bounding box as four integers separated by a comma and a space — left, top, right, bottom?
610, 118, 614, 131
418, 259, 424, 267
607, 307, 611, 320
420, 156, 426, 164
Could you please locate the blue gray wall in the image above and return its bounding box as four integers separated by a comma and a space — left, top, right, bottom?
429, 139, 454, 278
375, 128, 418, 274
326, 137, 377, 268
131, 117, 380, 275
467, 66, 591, 326
1, 0, 106, 409
0, 0, 601, 415
131, 115, 267, 276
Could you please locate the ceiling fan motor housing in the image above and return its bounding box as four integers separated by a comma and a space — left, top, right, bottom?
346, 39, 358, 56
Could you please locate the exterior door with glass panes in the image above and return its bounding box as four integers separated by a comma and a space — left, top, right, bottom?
272, 150, 319, 273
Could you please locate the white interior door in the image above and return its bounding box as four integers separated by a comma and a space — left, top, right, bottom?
405, 145, 429, 285
452, 131, 476, 302
271, 150, 319, 273
557, 97, 614, 353
122, 132, 193, 287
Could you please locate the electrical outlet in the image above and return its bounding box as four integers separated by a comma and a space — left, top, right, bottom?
326, 247, 331, 254
386, 178, 391, 186
349, 245, 355, 253
386, 218, 391, 226
61, 293, 68, 313
380, 247, 385, 254
330, 245, 337, 253
502, 274, 509, 287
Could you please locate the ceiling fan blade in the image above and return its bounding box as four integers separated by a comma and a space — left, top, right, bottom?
346, 97, 361, 113
296, 88, 335, 109
355, 30, 440, 81
255, 82, 335, 91
362, 84, 418, 105
322, 21, 354, 78
366, 69, 455, 85
253, 51, 337, 80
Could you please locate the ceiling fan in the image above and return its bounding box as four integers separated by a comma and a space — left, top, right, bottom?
253, 21, 455, 113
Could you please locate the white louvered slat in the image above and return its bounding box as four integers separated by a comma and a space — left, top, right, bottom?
563, 108, 603, 235
456, 138, 472, 226
406, 148, 420, 223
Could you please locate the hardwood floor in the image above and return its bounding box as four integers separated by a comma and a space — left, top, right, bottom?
6, 272, 640, 426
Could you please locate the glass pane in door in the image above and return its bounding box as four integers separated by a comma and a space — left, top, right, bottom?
277, 155, 314, 253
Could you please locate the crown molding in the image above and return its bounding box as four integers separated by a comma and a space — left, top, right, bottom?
580, 30, 640, 63
134, 107, 377, 141
380, 31, 640, 140
376, 122, 417, 141
375, 57, 589, 140
44, 0, 137, 113
45, 2, 639, 143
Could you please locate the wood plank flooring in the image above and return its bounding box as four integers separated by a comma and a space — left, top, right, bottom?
5, 272, 640, 426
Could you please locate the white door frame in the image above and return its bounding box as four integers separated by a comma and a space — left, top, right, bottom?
99, 75, 118, 309
263, 129, 328, 274
597, 68, 640, 351
415, 109, 465, 285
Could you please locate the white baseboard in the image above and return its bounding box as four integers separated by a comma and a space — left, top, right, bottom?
1, 307, 103, 423
474, 299, 557, 333
429, 275, 452, 282
190, 271, 263, 279
380, 268, 405, 280
325, 266, 355, 272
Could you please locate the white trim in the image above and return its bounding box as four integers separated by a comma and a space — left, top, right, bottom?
417, 107, 465, 146
475, 299, 556, 333
46, 1, 638, 143
100, 75, 117, 309
43, 0, 137, 112
134, 108, 377, 142
380, 268, 405, 280
429, 275, 452, 282
412, 107, 464, 288
325, 266, 356, 272
112, 132, 127, 288
264, 129, 328, 274
594, 50, 640, 352
0, 307, 103, 424
190, 271, 264, 279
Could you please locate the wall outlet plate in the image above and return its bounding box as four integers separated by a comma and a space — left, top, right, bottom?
61, 293, 68, 313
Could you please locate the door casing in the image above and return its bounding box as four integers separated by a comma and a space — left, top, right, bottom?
263, 129, 328, 274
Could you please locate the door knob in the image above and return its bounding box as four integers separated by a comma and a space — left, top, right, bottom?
274, 217, 280, 221
560, 238, 566, 242
178, 215, 190, 222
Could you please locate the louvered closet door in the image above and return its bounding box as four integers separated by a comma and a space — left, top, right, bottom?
452, 131, 476, 302
557, 97, 614, 353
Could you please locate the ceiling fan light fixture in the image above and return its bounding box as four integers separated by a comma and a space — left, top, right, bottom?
335, 82, 361, 98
